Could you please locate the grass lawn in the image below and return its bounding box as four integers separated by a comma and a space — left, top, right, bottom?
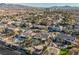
59, 48, 69, 55
59, 44, 74, 55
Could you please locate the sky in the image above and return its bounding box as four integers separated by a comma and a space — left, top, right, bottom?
21, 3, 79, 7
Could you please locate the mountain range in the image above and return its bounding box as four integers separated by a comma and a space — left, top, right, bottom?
0, 3, 79, 10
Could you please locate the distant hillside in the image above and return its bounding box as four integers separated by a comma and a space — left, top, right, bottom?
48, 6, 79, 11
0, 3, 33, 9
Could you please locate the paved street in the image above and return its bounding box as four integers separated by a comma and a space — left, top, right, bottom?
0, 46, 21, 55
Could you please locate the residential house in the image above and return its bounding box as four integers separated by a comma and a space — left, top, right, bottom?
53, 33, 76, 48
48, 25, 63, 32
14, 35, 26, 43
